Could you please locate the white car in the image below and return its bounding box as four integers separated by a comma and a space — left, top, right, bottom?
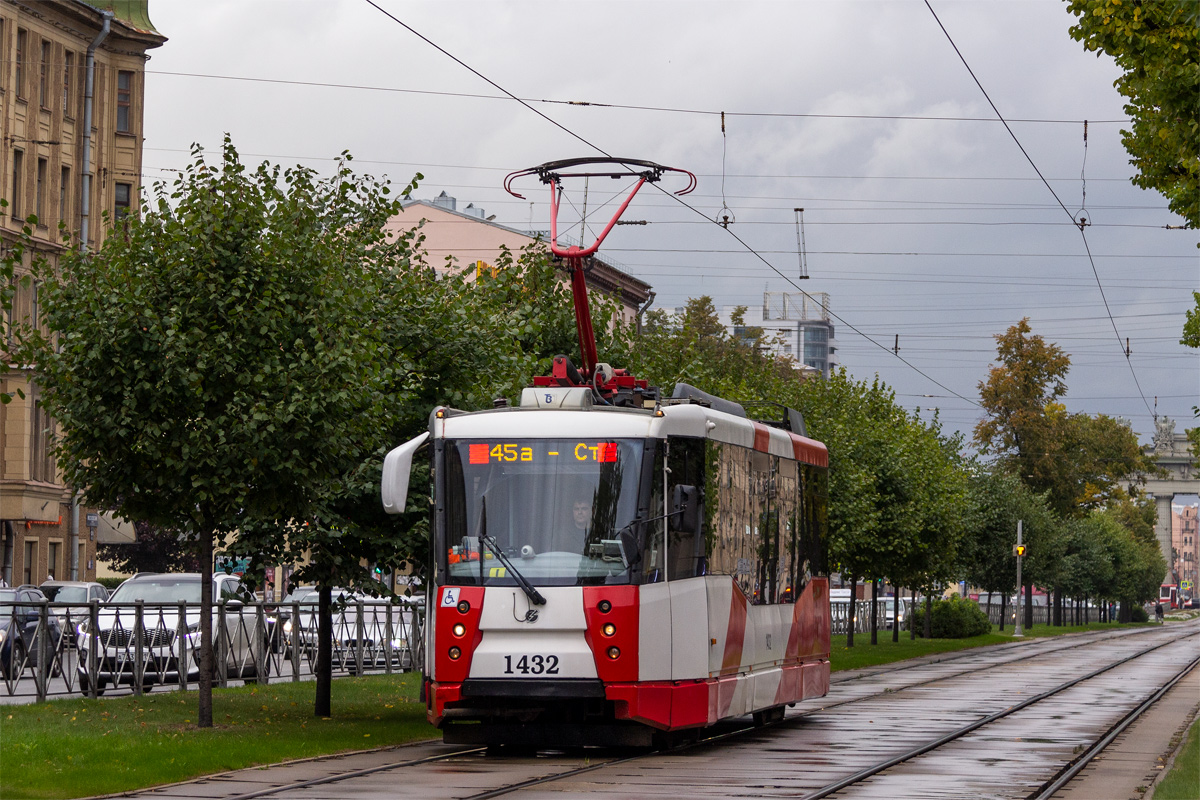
882, 597, 910, 630
277, 587, 419, 672
75, 572, 267, 694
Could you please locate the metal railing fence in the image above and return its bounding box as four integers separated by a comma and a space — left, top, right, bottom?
0, 599, 425, 703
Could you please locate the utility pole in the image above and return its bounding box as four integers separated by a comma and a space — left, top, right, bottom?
1014, 520, 1025, 637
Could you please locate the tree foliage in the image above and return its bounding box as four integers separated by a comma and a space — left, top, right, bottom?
13, 138, 422, 725
1065, 0, 1200, 228
97, 522, 204, 575
975, 319, 1153, 516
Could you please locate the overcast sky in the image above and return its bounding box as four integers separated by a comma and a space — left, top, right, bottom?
140, 0, 1197, 449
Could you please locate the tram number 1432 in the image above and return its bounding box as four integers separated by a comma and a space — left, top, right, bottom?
504, 654, 561, 675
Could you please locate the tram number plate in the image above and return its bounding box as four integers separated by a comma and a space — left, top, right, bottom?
503, 654, 560, 675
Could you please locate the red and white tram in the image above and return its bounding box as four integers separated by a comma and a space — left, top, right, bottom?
381, 159, 831, 747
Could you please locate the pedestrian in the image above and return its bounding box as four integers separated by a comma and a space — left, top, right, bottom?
1154, 601, 1164, 624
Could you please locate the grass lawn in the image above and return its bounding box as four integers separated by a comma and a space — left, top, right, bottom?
0, 673, 434, 800
831, 620, 1154, 672
1154, 720, 1199, 800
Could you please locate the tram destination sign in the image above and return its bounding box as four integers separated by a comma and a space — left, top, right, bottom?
467, 441, 619, 464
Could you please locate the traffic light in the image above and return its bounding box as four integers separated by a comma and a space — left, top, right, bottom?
1013, 544, 1026, 557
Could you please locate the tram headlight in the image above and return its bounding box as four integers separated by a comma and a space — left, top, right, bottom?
452, 623, 466, 637
448, 646, 462, 660
606, 646, 620, 660
598, 600, 612, 614
457, 600, 470, 614
602, 623, 616, 637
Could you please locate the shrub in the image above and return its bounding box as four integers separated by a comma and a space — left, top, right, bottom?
96, 576, 126, 591
1131, 606, 1149, 623
912, 596, 992, 638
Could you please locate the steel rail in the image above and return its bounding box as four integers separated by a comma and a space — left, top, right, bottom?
831, 623, 1160, 686
790, 623, 1180, 724
200, 746, 487, 800
458, 627, 1200, 800
118, 624, 1193, 800
796, 630, 1200, 800
1030, 652, 1200, 800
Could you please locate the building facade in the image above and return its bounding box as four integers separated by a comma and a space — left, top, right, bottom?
719, 291, 838, 378
385, 192, 654, 327
1172, 503, 1197, 600
0, 1, 165, 585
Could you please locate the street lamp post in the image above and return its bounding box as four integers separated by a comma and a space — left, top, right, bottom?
1014, 521, 1025, 637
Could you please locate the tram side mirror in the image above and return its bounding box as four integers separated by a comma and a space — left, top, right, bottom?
671, 484, 702, 535
382, 432, 430, 514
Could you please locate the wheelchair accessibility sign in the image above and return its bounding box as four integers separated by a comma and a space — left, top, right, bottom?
441, 587, 460, 607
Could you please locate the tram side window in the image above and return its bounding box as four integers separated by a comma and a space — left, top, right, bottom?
443, 443, 471, 580
799, 463, 829, 581
666, 437, 706, 580
705, 441, 773, 601
775, 458, 800, 603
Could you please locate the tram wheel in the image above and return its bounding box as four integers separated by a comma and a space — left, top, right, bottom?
752, 706, 786, 726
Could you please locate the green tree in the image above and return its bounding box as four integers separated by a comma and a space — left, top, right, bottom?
962, 469, 1029, 622
1065, 0, 1199, 229
13, 139, 417, 727
97, 522, 204, 575
976, 320, 1152, 516
1182, 291, 1199, 451
1091, 507, 1166, 619
975, 318, 1071, 504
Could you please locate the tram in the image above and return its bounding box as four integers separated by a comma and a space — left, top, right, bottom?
381, 159, 831, 747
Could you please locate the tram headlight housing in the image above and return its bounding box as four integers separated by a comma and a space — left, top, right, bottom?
598, 599, 612, 613
457, 600, 470, 614
606, 646, 620, 660
448, 646, 462, 660
602, 622, 616, 637
452, 623, 466, 637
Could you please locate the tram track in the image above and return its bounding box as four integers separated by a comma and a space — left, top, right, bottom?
123, 622, 1197, 800
802, 630, 1200, 799
449, 625, 1198, 800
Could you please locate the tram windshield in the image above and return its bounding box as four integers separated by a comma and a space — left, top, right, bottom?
443, 438, 646, 586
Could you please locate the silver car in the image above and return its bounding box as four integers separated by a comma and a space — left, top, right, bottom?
278, 587, 419, 673
75, 573, 267, 694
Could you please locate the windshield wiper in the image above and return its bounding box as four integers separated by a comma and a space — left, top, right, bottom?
479, 498, 546, 607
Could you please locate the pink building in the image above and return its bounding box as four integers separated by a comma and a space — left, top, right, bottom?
384, 192, 654, 328
1172, 504, 1198, 599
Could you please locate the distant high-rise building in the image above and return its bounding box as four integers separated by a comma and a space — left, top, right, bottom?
718, 291, 838, 378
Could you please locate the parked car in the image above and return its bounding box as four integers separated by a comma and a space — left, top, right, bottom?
39, 580, 110, 646
0, 586, 64, 679
1184, 597, 1199, 609
75, 573, 267, 695
277, 587, 419, 672
882, 597, 911, 630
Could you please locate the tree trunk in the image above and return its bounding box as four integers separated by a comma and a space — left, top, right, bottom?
198, 532, 213, 728
1024, 582, 1034, 630
923, 593, 932, 639
846, 573, 856, 648
892, 589, 899, 643
1117, 600, 1132, 623
909, 587, 916, 640
999, 592, 1006, 632
315, 585, 332, 717
870, 579, 879, 645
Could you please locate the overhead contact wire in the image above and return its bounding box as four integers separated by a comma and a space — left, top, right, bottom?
923, 0, 1155, 419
